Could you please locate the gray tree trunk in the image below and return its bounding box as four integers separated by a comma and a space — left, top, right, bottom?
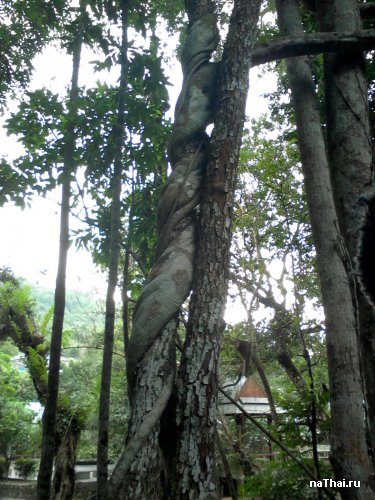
111, 321, 176, 499
315, 0, 375, 456
37, 32, 82, 500
1, 273, 83, 500
172, 0, 262, 498
275, 0, 375, 497
96, 2, 129, 498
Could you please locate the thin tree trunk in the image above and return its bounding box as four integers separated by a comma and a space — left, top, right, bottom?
122, 171, 135, 364
1, 273, 83, 500
276, 349, 307, 393
173, 1, 261, 498
37, 35, 81, 500
255, 294, 308, 395
275, 0, 375, 497
219, 387, 336, 499
122, 243, 131, 362
240, 310, 279, 425
96, 2, 128, 498
301, 337, 322, 493
216, 429, 238, 500
315, 0, 375, 458
252, 354, 279, 426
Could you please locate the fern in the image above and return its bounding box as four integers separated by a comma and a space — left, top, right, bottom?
62, 328, 73, 348
10, 319, 22, 340
39, 306, 54, 336
0, 281, 35, 316
27, 346, 48, 387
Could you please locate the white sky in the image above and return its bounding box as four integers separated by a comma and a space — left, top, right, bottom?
0, 30, 277, 322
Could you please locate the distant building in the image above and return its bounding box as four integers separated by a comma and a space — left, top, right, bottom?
220, 375, 281, 417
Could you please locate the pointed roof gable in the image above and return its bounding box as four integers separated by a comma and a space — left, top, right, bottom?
236, 375, 267, 400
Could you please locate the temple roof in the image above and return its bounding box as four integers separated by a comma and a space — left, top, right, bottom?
236, 375, 267, 400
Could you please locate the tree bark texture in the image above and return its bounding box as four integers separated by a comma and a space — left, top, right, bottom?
316, 0, 375, 458
53, 415, 80, 500
110, 3, 221, 497
172, 1, 262, 498
37, 34, 81, 500
275, 0, 375, 497
108, 320, 176, 498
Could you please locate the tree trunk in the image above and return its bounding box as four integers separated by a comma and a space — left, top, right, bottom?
37, 34, 81, 500
122, 243, 131, 363
108, 320, 177, 499
252, 354, 279, 426
315, 0, 375, 457
172, 1, 261, 498
53, 415, 80, 500
276, 350, 307, 393
96, 2, 129, 498
275, 0, 375, 497
109, 0, 221, 497
255, 294, 308, 396
122, 172, 136, 366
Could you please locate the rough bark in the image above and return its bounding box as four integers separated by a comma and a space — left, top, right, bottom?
275, 0, 375, 497
109, 3, 221, 497
315, 0, 375, 458
96, 2, 129, 498
172, 1, 262, 498
251, 29, 375, 67
108, 320, 177, 498
53, 415, 80, 500
37, 34, 81, 500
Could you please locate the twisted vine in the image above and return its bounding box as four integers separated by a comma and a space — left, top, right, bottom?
126, 12, 220, 396
107, 13, 220, 496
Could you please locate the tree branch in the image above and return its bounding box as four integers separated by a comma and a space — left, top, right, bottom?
61, 345, 126, 358
251, 29, 375, 67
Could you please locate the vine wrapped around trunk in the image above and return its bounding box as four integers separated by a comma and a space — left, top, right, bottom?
126, 14, 219, 396
108, 10, 220, 497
